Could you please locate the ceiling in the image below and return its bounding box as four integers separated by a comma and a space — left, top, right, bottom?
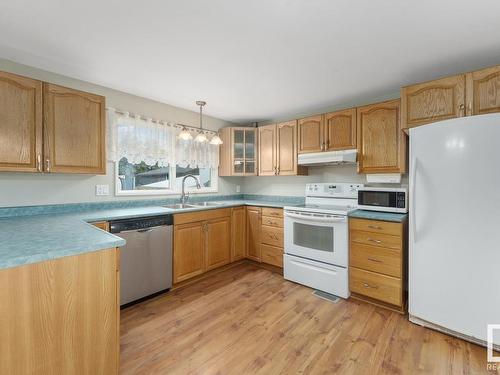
1, 0, 500, 124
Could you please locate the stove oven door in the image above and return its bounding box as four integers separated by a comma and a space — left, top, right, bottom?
284, 210, 348, 267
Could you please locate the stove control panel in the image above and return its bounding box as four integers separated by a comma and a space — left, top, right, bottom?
305, 183, 364, 198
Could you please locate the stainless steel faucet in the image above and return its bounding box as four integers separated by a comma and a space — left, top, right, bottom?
180, 174, 201, 204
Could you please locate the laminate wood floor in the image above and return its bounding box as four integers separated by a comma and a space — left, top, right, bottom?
120, 262, 496, 375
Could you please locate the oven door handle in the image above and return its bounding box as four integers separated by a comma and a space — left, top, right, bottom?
284, 212, 346, 223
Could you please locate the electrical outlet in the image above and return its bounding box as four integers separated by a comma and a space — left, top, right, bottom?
95, 184, 110, 196
236, 185, 241, 193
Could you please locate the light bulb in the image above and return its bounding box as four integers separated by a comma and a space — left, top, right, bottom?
194, 132, 207, 143
210, 134, 223, 145
178, 126, 193, 140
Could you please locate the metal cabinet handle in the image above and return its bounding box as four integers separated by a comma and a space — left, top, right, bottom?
270, 212, 280, 216
467, 102, 472, 115
368, 225, 382, 230
367, 238, 382, 244
363, 282, 379, 289
277, 166, 280, 174
46, 159, 51, 172
367, 257, 382, 263
459, 103, 465, 116
36, 154, 41, 172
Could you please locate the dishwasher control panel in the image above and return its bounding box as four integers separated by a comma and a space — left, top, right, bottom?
109, 215, 173, 233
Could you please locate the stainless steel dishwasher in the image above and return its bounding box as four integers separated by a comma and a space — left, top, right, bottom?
110, 215, 173, 307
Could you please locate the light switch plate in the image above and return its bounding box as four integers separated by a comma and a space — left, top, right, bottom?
95, 184, 110, 196
236, 185, 241, 193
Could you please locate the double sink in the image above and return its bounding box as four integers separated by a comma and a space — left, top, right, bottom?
163, 201, 225, 210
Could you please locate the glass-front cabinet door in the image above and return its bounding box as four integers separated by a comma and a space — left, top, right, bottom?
232, 128, 257, 175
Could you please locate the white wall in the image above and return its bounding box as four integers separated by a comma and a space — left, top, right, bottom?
241, 165, 408, 196
0, 59, 242, 207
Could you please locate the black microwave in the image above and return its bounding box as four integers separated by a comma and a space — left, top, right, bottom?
357, 187, 408, 213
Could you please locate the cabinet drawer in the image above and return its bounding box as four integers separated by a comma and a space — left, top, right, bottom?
350, 243, 401, 278
349, 218, 402, 237
350, 267, 402, 307
261, 244, 283, 267
262, 216, 283, 228
261, 225, 283, 247
261, 207, 283, 218
350, 230, 402, 250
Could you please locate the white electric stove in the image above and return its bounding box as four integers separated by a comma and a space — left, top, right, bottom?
283, 182, 363, 298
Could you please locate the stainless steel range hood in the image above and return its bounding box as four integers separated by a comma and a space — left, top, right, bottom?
297, 149, 357, 166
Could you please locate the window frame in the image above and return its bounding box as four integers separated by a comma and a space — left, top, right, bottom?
114, 162, 218, 196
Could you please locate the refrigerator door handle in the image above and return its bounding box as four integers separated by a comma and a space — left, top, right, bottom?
410, 157, 418, 243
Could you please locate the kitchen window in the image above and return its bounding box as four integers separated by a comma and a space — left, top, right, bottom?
108, 109, 219, 195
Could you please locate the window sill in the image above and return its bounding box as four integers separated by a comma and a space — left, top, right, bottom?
115, 188, 219, 197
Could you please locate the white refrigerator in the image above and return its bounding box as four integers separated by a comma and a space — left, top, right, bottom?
409, 113, 500, 349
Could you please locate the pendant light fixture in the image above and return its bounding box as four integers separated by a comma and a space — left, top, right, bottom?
194, 100, 208, 143
178, 125, 193, 140
209, 132, 223, 145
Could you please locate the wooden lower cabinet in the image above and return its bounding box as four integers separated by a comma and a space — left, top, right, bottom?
349, 217, 407, 313
206, 217, 231, 271
173, 208, 232, 283
246, 206, 262, 262
260, 207, 284, 268
261, 244, 283, 268
0, 248, 120, 374
350, 267, 402, 307
173, 221, 205, 283
231, 206, 246, 261
91, 220, 110, 231
173, 206, 284, 284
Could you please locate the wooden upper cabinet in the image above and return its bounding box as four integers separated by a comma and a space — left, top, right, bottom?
219, 127, 257, 176
0, 71, 42, 172
298, 115, 323, 153
277, 120, 299, 175
43, 83, 106, 174
246, 206, 262, 262
466, 65, 500, 116
173, 221, 205, 283
401, 74, 466, 130
357, 99, 406, 174
323, 108, 357, 151
231, 207, 246, 262
258, 124, 277, 176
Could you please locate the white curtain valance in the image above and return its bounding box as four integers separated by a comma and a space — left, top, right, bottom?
176, 128, 219, 169
107, 110, 219, 169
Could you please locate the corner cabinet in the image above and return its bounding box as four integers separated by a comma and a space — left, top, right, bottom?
258, 121, 307, 176
246, 206, 262, 262
0, 70, 106, 174
231, 207, 246, 262
357, 99, 406, 174
44, 84, 106, 174
219, 127, 257, 176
